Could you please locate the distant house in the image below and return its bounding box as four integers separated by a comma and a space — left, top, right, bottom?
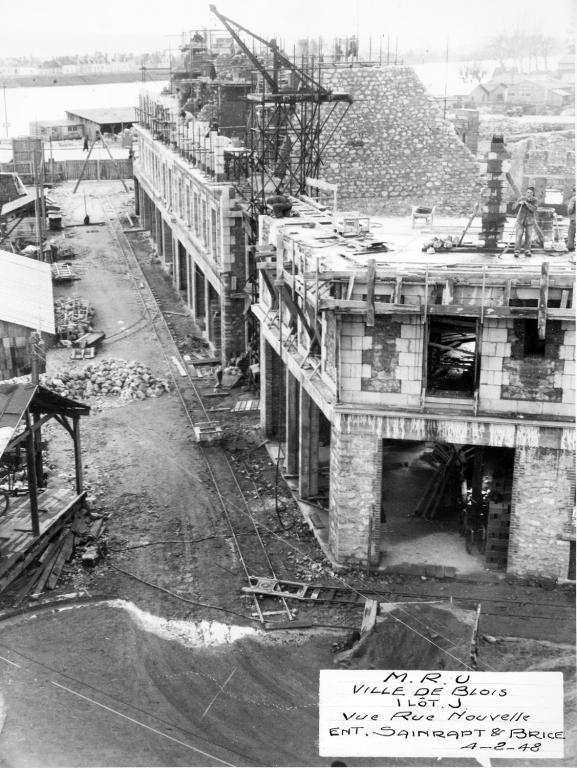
505, 78, 572, 108
0, 249, 55, 380
30, 119, 84, 141
64, 107, 136, 139
468, 72, 573, 111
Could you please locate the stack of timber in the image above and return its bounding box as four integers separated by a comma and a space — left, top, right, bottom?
54, 297, 95, 341
415, 443, 471, 520
6, 508, 108, 606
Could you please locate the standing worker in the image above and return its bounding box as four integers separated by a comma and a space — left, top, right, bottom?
82, 136, 89, 152
567, 187, 575, 252
513, 186, 537, 257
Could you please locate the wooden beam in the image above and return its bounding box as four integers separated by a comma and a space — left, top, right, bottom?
538, 261, 549, 340
260, 268, 279, 309
506, 172, 521, 199
442, 279, 453, 305
393, 275, 403, 305
6, 413, 57, 450
366, 259, 376, 327
73, 416, 84, 494
25, 417, 40, 538
280, 284, 322, 348
319, 297, 573, 320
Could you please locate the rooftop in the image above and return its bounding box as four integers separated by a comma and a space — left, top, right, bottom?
0, 249, 55, 334
64, 107, 136, 124
262, 199, 576, 279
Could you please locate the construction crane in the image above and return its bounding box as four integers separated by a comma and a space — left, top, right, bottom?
209, 5, 352, 214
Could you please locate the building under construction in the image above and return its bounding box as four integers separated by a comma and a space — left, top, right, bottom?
254, 200, 575, 581
132, 8, 575, 580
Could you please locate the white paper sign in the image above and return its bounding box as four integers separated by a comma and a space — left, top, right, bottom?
320, 670, 564, 761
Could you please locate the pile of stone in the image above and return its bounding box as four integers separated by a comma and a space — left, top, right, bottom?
41, 359, 170, 401
54, 297, 95, 341
422, 234, 460, 253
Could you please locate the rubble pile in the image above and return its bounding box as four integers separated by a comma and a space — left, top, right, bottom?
422, 234, 460, 253
54, 297, 95, 340
41, 359, 170, 400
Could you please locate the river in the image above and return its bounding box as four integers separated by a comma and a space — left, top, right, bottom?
1, 79, 168, 139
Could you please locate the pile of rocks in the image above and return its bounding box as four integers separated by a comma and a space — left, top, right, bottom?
422, 234, 461, 253
41, 359, 170, 400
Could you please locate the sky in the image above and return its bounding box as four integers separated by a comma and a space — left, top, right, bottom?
0, 0, 574, 58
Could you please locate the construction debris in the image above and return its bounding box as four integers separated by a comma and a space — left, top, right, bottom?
40, 359, 170, 400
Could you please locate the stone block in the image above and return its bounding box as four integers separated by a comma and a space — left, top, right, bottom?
401, 379, 421, 394
398, 352, 415, 367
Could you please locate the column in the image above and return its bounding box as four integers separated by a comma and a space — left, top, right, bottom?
285, 370, 299, 475
260, 337, 284, 439
299, 386, 319, 499
508, 445, 574, 580
328, 413, 382, 567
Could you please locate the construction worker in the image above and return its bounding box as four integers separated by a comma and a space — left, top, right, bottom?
513, 185, 537, 257
567, 187, 575, 251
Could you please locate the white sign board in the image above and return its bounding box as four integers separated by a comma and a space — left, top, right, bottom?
320, 670, 564, 761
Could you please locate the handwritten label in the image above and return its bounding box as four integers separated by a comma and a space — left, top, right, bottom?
319, 670, 564, 761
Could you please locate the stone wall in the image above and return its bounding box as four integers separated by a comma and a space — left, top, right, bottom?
320, 65, 483, 215
329, 413, 382, 566
508, 446, 574, 580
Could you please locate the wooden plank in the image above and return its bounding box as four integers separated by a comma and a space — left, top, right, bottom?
366, 259, 376, 327
46, 531, 74, 590
538, 261, 549, 340
32, 536, 67, 595
361, 599, 378, 635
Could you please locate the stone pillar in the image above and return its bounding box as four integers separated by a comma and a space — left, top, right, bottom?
162, 220, 174, 273
508, 446, 574, 580
210, 296, 221, 357
285, 370, 299, 475
134, 177, 140, 215
195, 267, 206, 330
154, 209, 163, 257
190, 255, 197, 316
141, 192, 151, 229
260, 337, 284, 438
299, 386, 319, 499
329, 413, 382, 567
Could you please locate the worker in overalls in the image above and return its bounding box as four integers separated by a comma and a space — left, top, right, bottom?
513, 186, 537, 257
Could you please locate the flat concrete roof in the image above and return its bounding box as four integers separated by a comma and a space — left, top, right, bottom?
264, 199, 576, 277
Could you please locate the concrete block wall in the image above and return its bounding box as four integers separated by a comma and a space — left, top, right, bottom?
320, 66, 483, 215
478, 319, 574, 419
329, 413, 382, 566
508, 446, 574, 579
338, 315, 424, 407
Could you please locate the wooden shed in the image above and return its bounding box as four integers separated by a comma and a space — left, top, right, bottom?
0, 249, 55, 380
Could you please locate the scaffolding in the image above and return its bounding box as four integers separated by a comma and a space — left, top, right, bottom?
209, 5, 352, 214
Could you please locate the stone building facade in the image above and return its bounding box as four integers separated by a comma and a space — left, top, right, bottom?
320, 66, 483, 215
132, 92, 248, 362
254, 204, 575, 581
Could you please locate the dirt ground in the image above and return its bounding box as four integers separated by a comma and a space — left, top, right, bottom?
0, 180, 575, 767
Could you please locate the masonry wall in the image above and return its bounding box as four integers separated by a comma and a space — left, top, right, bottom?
329, 413, 382, 566
478, 319, 574, 419
508, 446, 574, 580
320, 66, 483, 215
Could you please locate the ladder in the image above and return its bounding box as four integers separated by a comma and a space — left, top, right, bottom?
242, 575, 372, 606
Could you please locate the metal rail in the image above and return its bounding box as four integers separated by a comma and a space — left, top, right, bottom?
100, 194, 292, 623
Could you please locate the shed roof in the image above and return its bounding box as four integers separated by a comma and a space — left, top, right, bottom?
0, 249, 55, 334
1, 192, 36, 216
0, 382, 90, 458
65, 107, 136, 125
